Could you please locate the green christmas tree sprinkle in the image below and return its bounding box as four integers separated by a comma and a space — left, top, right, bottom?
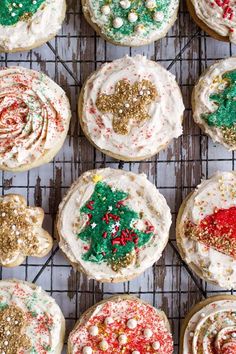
0, 0, 45, 26
202, 70, 236, 129
77, 181, 153, 267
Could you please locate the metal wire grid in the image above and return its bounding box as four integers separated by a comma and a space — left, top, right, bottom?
0, 0, 236, 353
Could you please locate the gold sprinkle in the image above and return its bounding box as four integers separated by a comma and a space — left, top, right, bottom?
92, 174, 103, 183
0, 306, 31, 353
96, 79, 158, 135
110, 252, 135, 272
222, 126, 236, 147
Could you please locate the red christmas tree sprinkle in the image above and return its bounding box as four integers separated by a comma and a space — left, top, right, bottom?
185, 206, 236, 258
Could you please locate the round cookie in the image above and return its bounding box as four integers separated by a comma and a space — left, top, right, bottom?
82, 0, 180, 46
187, 0, 236, 44
79, 55, 184, 161
0, 66, 71, 172
0, 194, 53, 267
57, 168, 172, 283
68, 295, 174, 354
0, 0, 66, 53
192, 57, 236, 150
176, 171, 236, 289
0, 279, 65, 353
180, 295, 236, 354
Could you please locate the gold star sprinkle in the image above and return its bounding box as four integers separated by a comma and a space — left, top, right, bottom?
0, 305, 31, 353
92, 174, 103, 183
96, 79, 158, 135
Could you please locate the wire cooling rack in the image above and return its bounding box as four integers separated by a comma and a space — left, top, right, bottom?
0, 0, 236, 352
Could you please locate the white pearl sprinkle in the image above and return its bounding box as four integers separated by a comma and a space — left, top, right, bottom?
145, 0, 156, 9
118, 334, 128, 345
104, 316, 114, 325
152, 341, 160, 350
82, 347, 93, 354
16, 231, 20, 235
113, 17, 123, 29
6, 317, 10, 322
139, 90, 144, 95
13, 2, 17, 6
101, 5, 111, 15
128, 12, 138, 23
4, 342, 8, 347
222, 335, 227, 340
153, 11, 164, 22
201, 313, 206, 318
135, 24, 145, 34
1, 213, 5, 217
125, 103, 130, 108
19, 3, 23, 7
232, 332, 236, 338
15, 320, 18, 324
127, 318, 137, 329
119, 109, 123, 113
143, 328, 153, 339
11, 12, 16, 17
132, 351, 140, 354
6, 331, 10, 336
120, 0, 131, 9
133, 97, 138, 102
99, 340, 109, 351
33, 0, 37, 4
89, 325, 98, 336
189, 332, 194, 337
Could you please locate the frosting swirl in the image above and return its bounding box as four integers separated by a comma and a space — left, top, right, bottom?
183, 298, 236, 354
0, 66, 71, 171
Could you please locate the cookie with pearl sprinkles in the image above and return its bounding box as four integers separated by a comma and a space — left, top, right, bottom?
187, 0, 236, 44
0, 66, 71, 172
180, 295, 236, 354
192, 58, 236, 150
79, 55, 184, 161
176, 171, 236, 289
57, 168, 171, 282
68, 295, 174, 354
0, 194, 53, 267
0, 279, 65, 353
81, 0, 179, 46
0, 0, 66, 52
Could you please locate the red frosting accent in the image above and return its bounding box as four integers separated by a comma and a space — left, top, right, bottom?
221, 341, 236, 354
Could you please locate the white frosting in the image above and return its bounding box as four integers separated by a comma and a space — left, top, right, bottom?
183, 298, 236, 353
84, 0, 179, 45
178, 171, 236, 289
191, 0, 236, 44
0, 0, 66, 51
58, 168, 171, 281
0, 279, 64, 353
193, 57, 236, 150
0, 66, 71, 170
81, 56, 184, 160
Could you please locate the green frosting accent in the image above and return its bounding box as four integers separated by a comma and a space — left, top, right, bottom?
0, 0, 45, 26
202, 70, 236, 129
92, 0, 174, 41
77, 181, 153, 264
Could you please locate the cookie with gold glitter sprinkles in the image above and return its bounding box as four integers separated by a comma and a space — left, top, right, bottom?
57, 168, 171, 283
68, 295, 173, 354
180, 295, 236, 354
0, 194, 53, 267
0, 0, 66, 52
0, 279, 65, 353
192, 57, 236, 150
79, 55, 184, 161
82, 0, 180, 46
0, 66, 71, 172
176, 171, 236, 289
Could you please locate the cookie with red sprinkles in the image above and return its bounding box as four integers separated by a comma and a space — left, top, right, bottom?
187, 0, 236, 43
176, 171, 236, 289
68, 295, 174, 354
56, 168, 171, 282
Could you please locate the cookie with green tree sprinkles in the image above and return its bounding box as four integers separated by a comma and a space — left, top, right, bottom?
82, 0, 180, 46
78, 181, 153, 270
0, 0, 46, 26
192, 58, 236, 150
57, 168, 172, 282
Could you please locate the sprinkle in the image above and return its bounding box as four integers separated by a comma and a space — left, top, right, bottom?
99, 340, 109, 351
152, 341, 161, 350
113, 17, 123, 29
92, 174, 102, 183
104, 317, 114, 325
101, 5, 111, 15
88, 325, 98, 336
118, 334, 128, 345
127, 318, 137, 329
143, 328, 153, 338
82, 347, 93, 354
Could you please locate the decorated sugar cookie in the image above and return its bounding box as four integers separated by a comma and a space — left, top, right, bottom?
187, 0, 236, 44
0, 194, 53, 267
176, 171, 236, 289
79, 55, 184, 161
68, 295, 173, 354
82, 0, 179, 46
180, 295, 236, 354
0, 66, 71, 171
0, 0, 66, 52
192, 58, 236, 150
0, 279, 65, 353
57, 168, 171, 282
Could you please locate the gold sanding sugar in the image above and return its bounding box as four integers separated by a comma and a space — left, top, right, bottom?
96, 79, 158, 135
222, 126, 236, 146
0, 305, 31, 353
0, 201, 39, 261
